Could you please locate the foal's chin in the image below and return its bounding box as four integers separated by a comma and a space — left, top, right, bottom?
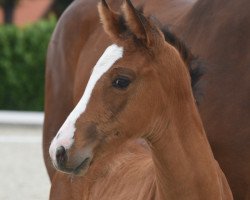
54, 155, 93, 177
72, 156, 92, 176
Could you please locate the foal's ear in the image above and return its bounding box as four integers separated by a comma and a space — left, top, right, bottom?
122, 0, 149, 44
98, 0, 124, 42
122, 0, 164, 46
98, 0, 164, 46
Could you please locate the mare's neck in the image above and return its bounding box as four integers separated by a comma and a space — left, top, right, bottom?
148, 99, 229, 199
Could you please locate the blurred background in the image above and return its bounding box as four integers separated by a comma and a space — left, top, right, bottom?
0, 0, 73, 199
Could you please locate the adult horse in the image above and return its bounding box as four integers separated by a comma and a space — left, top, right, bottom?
47, 0, 232, 199
175, 1, 250, 199
43, 0, 250, 199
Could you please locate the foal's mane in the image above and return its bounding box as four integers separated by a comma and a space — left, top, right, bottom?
161, 26, 204, 103
161, 27, 201, 86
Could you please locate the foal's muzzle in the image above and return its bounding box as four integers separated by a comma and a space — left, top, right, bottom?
52, 145, 93, 175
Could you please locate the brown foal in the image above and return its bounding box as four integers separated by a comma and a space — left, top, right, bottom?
48, 1, 233, 199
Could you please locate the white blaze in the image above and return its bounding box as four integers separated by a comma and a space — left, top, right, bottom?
49, 44, 124, 162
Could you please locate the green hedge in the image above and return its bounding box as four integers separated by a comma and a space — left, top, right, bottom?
0, 17, 56, 111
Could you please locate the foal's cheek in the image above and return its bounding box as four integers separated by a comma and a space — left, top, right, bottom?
102, 90, 129, 118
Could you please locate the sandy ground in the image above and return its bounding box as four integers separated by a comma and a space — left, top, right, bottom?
0, 125, 50, 200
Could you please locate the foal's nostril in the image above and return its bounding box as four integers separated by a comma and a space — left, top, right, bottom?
56, 146, 67, 167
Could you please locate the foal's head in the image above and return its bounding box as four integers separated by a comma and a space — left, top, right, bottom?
49, 0, 200, 176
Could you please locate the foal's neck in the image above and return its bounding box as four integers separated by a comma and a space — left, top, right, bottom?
148, 98, 229, 199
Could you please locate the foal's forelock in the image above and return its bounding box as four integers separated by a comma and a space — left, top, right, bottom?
49, 44, 124, 163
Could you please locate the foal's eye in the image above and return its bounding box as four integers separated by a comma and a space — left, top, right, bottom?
112, 76, 131, 89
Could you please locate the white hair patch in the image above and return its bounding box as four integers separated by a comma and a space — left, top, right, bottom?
49, 44, 124, 163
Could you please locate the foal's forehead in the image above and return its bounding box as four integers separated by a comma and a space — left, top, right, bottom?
67, 44, 124, 122
96, 44, 124, 72
71, 44, 124, 121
